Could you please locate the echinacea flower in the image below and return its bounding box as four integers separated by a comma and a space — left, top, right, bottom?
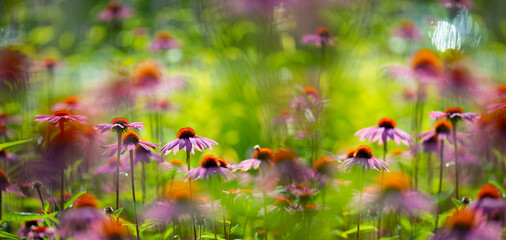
420, 119, 463, 144
159, 159, 187, 173
133, 143, 162, 164
0, 169, 23, 196
434, 208, 502, 240
444, 146, 479, 164
17, 220, 56, 240
334, 147, 357, 162
52, 96, 84, 111
313, 155, 338, 177
339, 145, 389, 172
230, 145, 274, 172
98, 1, 133, 22
185, 154, 234, 181
102, 130, 158, 158
429, 107, 480, 123
302, 27, 334, 47
393, 19, 422, 41
160, 127, 218, 156
34, 111, 87, 127
150, 31, 180, 51
440, 0, 473, 9
95, 117, 144, 134
95, 158, 130, 174
387, 48, 443, 84
355, 117, 412, 146
0, 47, 30, 90
286, 185, 317, 204
264, 149, 314, 188
58, 193, 105, 239
469, 184, 505, 222
0, 149, 19, 164
130, 59, 164, 90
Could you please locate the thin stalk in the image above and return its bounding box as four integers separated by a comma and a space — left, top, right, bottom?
36, 187, 45, 211
116, 131, 122, 210
316, 43, 326, 90
0, 189, 2, 220
217, 178, 228, 240
186, 151, 197, 240
357, 168, 365, 240
434, 140, 445, 233
427, 153, 433, 194
141, 161, 146, 204
260, 169, 268, 240
59, 122, 65, 212
242, 200, 249, 240
452, 125, 459, 199
208, 180, 218, 240
377, 142, 387, 239
129, 150, 140, 240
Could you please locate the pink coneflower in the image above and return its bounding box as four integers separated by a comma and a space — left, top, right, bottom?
487, 100, 506, 113
186, 155, 234, 181
159, 159, 186, 173
58, 193, 105, 239
393, 19, 422, 41
98, 1, 134, 22
95, 117, 144, 134
444, 146, 479, 164
355, 117, 412, 146
313, 155, 338, 177
420, 119, 462, 143
434, 208, 501, 240
102, 130, 157, 158
18, 224, 56, 240
95, 158, 130, 174
0, 47, 30, 90
0, 149, 19, 164
429, 107, 480, 123
469, 184, 505, 223
334, 147, 357, 162
230, 145, 274, 172
387, 48, 443, 84
265, 149, 314, 187
286, 185, 317, 205
302, 27, 334, 47
52, 96, 84, 112
160, 127, 218, 156
440, 0, 473, 9
150, 31, 180, 51
34, 110, 87, 127
130, 59, 164, 90
339, 145, 389, 172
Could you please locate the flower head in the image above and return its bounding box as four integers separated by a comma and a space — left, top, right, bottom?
339, 145, 389, 172
52, 96, 84, 112
185, 154, 234, 181
230, 145, 274, 172
302, 26, 334, 47
95, 157, 130, 174
0, 47, 30, 90
34, 111, 87, 127
150, 31, 180, 51
160, 127, 218, 155
393, 19, 422, 41
102, 130, 157, 157
95, 117, 144, 134
435, 208, 502, 240
429, 107, 480, 123
387, 48, 443, 84
355, 117, 412, 146
98, 1, 134, 22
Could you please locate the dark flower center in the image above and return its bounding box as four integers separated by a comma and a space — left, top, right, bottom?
200, 154, 220, 168
0, 149, 6, 157
435, 119, 452, 134
316, 27, 331, 39
355, 145, 374, 159
377, 117, 397, 129
122, 130, 140, 145
253, 148, 274, 161
177, 127, 196, 138
111, 117, 129, 125
53, 111, 70, 117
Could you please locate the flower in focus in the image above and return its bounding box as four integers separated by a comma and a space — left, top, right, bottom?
434, 208, 502, 240
102, 130, 158, 158
186, 154, 234, 181
393, 19, 422, 41
52, 96, 84, 112
150, 30, 180, 51
302, 26, 334, 47
355, 117, 412, 146
98, 1, 134, 22
160, 127, 218, 155
429, 107, 480, 123
95, 157, 130, 174
34, 110, 87, 127
339, 145, 389, 172
230, 145, 274, 172
95, 117, 144, 134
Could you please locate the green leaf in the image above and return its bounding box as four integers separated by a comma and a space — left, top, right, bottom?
433, 190, 453, 204
0, 139, 32, 150
407, 231, 434, 240
200, 233, 226, 240
113, 208, 123, 218
343, 225, 376, 235
0, 230, 24, 239
451, 198, 462, 207
1, 212, 57, 222
229, 224, 239, 234
64, 192, 86, 209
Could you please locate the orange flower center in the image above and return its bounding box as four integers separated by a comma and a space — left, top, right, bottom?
74, 193, 99, 208
303, 86, 319, 96
200, 154, 221, 168
53, 111, 70, 117
274, 197, 292, 207
400, 19, 416, 29
107, 157, 118, 165
477, 183, 502, 200
0, 169, 9, 185
63, 96, 79, 105
102, 219, 128, 238
111, 117, 129, 125
176, 127, 196, 138
253, 148, 274, 161
377, 117, 397, 129
316, 27, 331, 38
273, 149, 297, 163
156, 31, 172, 40
390, 148, 404, 155
32, 226, 47, 233
381, 172, 411, 192
411, 48, 442, 75
434, 119, 452, 134
43, 56, 56, 68
346, 148, 357, 158
122, 130, 140, 145
313, 156, 335, 170
446, 209, 475, 230
132, 60, 163, 86
445, 107, 464, 115
169, 159, 183, 165
355, 145, 374, 159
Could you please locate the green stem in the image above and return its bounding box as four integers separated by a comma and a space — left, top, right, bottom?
59, 122, 65, 212
357, 168, 365, 240
427, 153, 433, 194
434, 140, 445, 233
142, 161, 146, 204
208, 180, 218, 240
116, 131, 122, 210
452, 123, 459, 199
186, 151, 197, 240
129, 150, 140, 240
218, 178, 228, 240
377, 142, 387, 239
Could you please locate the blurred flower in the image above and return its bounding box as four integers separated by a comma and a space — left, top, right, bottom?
102, 130, 157, 158
355, 117, 412, 146
302, 27, 334, 47
99, 219, 128, 240
469, 184, 505, 223
159, 159, 187, 173
95, 157, 130, 174
487, 100, 506, 114
230, 145, 274, 172
286, 185, 317, 204
160, 127, 218, 155
33, 56, 61, 73
146, 98, 175, 112
186, 154, 234, 181
393, 19, 422, 41
421, 134, 440, 154
58, 193, 105, 239
95, 117, 144, 134
133, 143, 162, 164
52, 96, 85, 112
334, 147, 357, 161
0, 149, 19, 164
98, 1, 133, 22
34, 110, 87, 127
387, 48, 443, 84
0, 47, 30, 90
440, 0, 473, 9
130, 59, 164, 90
150, 31, 180, 51
0, 169, 24, 196
339, 145, 389, 172
313, 155, 338, 177
435, 208, 502, 240
429, 107, 479, 123
265, 149, 314, 187
444, 146, 478, 164
17, 221, 56, 240
420, 119, 464, 144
